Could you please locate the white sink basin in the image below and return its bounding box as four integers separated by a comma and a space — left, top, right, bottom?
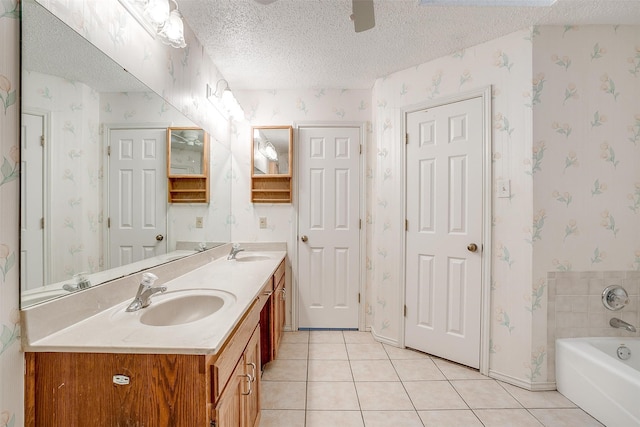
113, 289, 235, 327
234, 254, 272, 263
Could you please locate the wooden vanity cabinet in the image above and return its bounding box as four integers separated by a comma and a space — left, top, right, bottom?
25, 261, 285, 427
214, 326, 261, 427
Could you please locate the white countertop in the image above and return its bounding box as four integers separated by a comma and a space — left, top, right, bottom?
23, 249, 286, 355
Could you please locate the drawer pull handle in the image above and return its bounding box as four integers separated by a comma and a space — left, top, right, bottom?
241, 374, 253, 395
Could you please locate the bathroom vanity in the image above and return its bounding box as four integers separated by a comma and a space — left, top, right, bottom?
22, 245, 286, 427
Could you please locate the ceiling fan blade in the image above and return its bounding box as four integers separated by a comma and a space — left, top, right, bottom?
352, 0, 375, 33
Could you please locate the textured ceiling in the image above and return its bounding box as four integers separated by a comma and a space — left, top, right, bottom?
179, 0, 640, 90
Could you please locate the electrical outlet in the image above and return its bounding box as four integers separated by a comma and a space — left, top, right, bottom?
259, 217, 267, 229
195, 216, 203, 228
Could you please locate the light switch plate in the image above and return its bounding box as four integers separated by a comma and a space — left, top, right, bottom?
195, 217, 203, 228
259, 217, 267, 229
497, 179, 511, 198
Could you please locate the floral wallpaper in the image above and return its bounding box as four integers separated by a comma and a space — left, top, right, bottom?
1, 0, 21, 423
532, 25, 640, 385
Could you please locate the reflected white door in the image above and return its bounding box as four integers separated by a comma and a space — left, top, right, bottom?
20, 112, 46, 290
108, 128, 167, 268
405, 97, 483, 369
298, 126, 361, 328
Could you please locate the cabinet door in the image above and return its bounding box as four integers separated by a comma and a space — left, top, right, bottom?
214, 358, 244, 427
272, 279, 286, 358
243, 327, 261, 427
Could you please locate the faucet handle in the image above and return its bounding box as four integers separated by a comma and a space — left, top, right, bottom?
141, 272, 159, 287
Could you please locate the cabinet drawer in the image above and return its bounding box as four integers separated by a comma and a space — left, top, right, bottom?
211, 299, 261, 403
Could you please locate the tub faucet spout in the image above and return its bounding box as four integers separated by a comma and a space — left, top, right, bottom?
610, 317, 637, 333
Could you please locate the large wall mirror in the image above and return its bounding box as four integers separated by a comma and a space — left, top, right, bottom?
20, 0, 232, 308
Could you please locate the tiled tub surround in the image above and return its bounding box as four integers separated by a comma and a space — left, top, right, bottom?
21, 242, 286, 353
547, 271, 640, 383
260, 330, 601, 427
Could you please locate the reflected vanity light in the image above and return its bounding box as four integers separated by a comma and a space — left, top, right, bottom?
207, 79, 245, 121
120, 0, 186, 48
253, 130, 278, 161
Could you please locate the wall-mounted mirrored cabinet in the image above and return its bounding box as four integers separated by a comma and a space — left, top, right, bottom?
167, 127, 209, 203
251, 126, 293, 203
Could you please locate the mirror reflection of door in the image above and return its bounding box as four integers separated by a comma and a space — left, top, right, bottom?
107, 127, 167, 268
20, 111, 48, 291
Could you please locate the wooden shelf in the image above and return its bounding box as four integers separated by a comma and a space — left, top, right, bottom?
167, 127, 210, 204
251, 176, 291, 203
168, 176, 209, 203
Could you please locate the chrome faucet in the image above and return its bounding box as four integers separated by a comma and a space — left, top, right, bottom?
610, 317, 637, 333
126, 272, 166, 312
227, 243, 245, 260
62, 272, 91, 292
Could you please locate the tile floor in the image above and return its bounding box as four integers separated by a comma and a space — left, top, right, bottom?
259, 330, 603, 427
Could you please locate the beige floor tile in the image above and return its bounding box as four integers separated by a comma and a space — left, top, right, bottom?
308, 342, 348, 360
277, 343, 309, 360
432, 358, 488, 380
474, 409, 543, 427
362, 410, 424, 426
528, 408, 604, 427
306, 381, 360, 410
404, 380, 468, 410
452, 380, 522, 409
306, 410, 364, 427
392, 358, 446, 381
309, 330, 345, 343
350, 359, 400, 382
259, 410, 305, 427
499, 382, 576, 408
281, 331, 309, 344
418, 410, 483, 426
261, 381, 307, 410
307, 360, 353, 381
383, 344, 429, 360
355, 381, 414, 411
262, 359, 307, 381
343, 330, 377, 344
347, 343, 389, 360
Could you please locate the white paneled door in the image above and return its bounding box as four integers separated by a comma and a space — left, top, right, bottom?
108, 128, 167, 268
405, 97, 484, 369
298, 125, 361, 329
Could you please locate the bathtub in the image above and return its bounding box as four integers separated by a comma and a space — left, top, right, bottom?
556, 337, 640, 427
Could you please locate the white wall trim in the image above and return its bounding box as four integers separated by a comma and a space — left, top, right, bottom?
293, 121, 367, 332
489, 369, 557, 391
399, 86, 493, 375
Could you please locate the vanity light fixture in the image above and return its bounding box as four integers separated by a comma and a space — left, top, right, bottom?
120, 0, 186, 48
207, 79, 245, 121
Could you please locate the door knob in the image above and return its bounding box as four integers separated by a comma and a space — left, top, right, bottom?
156, 234, 164, 241
467, 243, 478, 252
300, 235, 308, 243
